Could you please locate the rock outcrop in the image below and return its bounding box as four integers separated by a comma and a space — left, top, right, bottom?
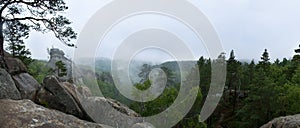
46, 48, 84, 84
0, 68, 21, 100
82, 97, 141, 128
13, 73, 41, 101
0, 53, 41, 101
77, 85, 92, 98
0, 99, 112, 128
4, 56, 28, 75
47, 48, 73, 81
36, 75, 141, 127
261, 114, 300, 128
0, 52, 148, 128
36, 76, 86, 120
132, 122, 156, 128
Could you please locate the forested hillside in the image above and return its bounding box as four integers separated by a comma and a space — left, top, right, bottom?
59, 45, 298, 128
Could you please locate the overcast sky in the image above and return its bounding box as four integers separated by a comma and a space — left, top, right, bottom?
24, 0, 300, 62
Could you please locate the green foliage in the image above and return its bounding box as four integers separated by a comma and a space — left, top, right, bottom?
96, 71, 133, 105
160, 66, 177, 87
28, 60, 49, 83
261, 49, 271, 65
94, 45, 300, 128
135, 80, 151, 91
215, 47, 300, 128
48, 60, 67, 77
1, 0, 77, 44
292, 67, 300, 84
55, 60, 67, 77
39, 100, 49, 108
138, 64, 152, 83
275, 84, 300, 115
0, 0, 77, 63
5, 20, 33, 66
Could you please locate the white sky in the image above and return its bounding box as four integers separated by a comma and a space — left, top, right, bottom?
24, 0, 300, 62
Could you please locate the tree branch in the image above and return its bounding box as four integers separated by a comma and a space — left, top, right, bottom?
0, 0, 17, 16
5, 16, 49, 22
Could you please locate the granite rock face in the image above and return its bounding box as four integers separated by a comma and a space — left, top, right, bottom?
1, 54, 40, 101
36, 75, 141, 127
46, 48, 72, 81
4, 56, 27, 75
0, 99, 112, 128
261, 114, 300, 128
0, 68, 21, 100
36, 76, 85, 120
132, 122, 156, 128
81, 97, 141, 128
0, 52, 148, 128
12, 73, 41, 101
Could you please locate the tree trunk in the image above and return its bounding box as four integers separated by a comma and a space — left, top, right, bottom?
0, 20, 7, 69
0, 20, 4, 56
233, 85, 237, 113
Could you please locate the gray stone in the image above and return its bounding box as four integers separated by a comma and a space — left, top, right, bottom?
60, 82, 95, 121
132, 122, 156, 128
0, 68, 21, 100
0, 99, 113, 128
36, 76, 84, 120
77, 85, 92, 97
36, 75, 142, 127
81, 97, 141, 128
4, 57, 27, 75
261, 114, 300, 128
46, 48, 73, 81
13, 73, 41, 101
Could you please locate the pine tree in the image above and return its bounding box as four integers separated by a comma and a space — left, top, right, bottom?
49, 60, 67, 77
55, 61, 67, 77
6, 33, 33, 66
295, 44, 300, 53
0, 0, 77, 68
236, 49, 276, 127
259, 49, 271, 72
261, 49, 270, 63
226, 50, 241, 112
293, 44, 300, 63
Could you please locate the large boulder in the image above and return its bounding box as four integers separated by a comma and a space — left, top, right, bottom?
12, 73, 41, 101
36, 76, 85, 120
37, 75, 143, 127
0, 68, 21, 100
82, 97, 141, 128
0, 99, 112, 128
77, 85, 93, 98
62, 82, 142, 126
4, 56, 27, 75
261, 114, 300, 128
132, 122, 155, 128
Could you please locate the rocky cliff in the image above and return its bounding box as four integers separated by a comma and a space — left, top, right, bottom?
46, 48, 73, 81
0, 54, 150, 128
